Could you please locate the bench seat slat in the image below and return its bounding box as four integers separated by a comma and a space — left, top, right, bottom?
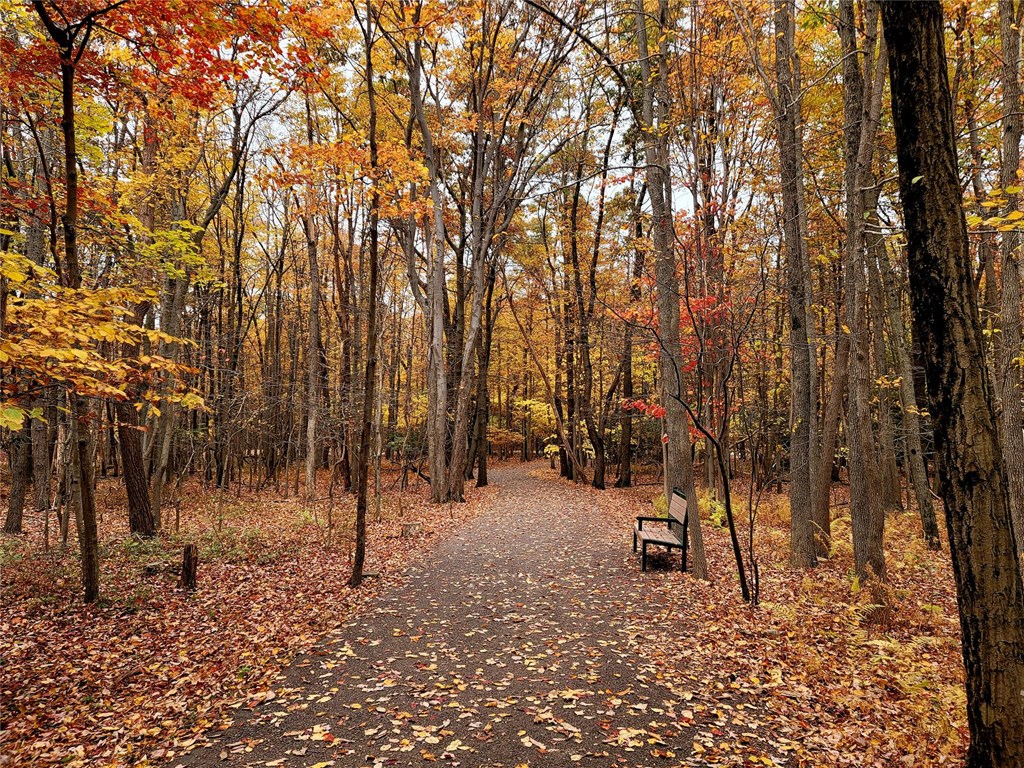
635, 526, 683, 546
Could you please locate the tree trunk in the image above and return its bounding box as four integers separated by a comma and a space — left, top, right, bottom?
118, 401, 155, 537
31, 395, 53, 515
637, 0, 707, 578
351, 2, 379, 587
70, 394, 100, 602
616, 197, 643, 489
811, 333, 848, 552
4, 431, 31, 534
474, 266, 497, 488
406, 33, 450, 504
876, 247, 940, 547
302, 209, 322, 501
180, 544, 198, 591
615, 322, 634, 488
883, 4, 1024, 763
865, 227, 903, 511
997, 0, 1024, 565
840, 0, 887, 581
30, 2, 103, 600
775, 0, 816, 568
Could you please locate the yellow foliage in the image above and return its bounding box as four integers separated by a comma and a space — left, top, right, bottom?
0, 251, 204, 429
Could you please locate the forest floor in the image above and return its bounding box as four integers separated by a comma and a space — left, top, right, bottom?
2, 461, 966, 768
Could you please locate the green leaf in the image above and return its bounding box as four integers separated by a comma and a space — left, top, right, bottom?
0, 406, 26, 431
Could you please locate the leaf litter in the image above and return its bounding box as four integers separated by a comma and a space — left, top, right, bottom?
1, 470, 490, 767
2, 462, 967, 767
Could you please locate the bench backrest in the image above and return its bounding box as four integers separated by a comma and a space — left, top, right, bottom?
668, 488, 688, 536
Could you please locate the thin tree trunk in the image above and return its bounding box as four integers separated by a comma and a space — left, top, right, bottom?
302, 93, 324, 502
30, 2, 103, 600
637, 0, 707, 578
811, 334, 848, 552
302, 212, 322, 500
876, 240, 940, 547
616, 193, 643, 488
775, 0, 816, 568
840, 0, 886, 581
351, 0, 380, 587
865, 227, 903, 511
615, 321, 634, 488
997, 0, 1024, 564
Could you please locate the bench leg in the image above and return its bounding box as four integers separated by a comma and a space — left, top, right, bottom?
641, 541, 648, 572
633, 530, 638, 552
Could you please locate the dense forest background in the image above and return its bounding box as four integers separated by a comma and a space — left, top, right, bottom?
3, 0, 1024, 766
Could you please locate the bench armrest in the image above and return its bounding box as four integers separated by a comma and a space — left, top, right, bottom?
635, 515, 670, 530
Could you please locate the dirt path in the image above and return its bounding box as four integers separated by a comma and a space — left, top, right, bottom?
171, 463, 722, 768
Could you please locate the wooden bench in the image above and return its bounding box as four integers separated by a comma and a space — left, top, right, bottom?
633, 487, 688, 572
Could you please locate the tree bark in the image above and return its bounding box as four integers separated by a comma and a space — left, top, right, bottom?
865, 230, 903, 511
637, 0, 707, 578
31, 396, 53, 516
4, 431, 30, 534
301, 210, 322, 501
883, 4, 1024, 763
615, 195, 644, 488
997, 0, 1024, 565
876, 247, 940, 547
180, 544, 198, 591
31, 1, 103, 600
775, 0, 816, 568
840, 0, 886, 581
473, 266, 497, 488
351, 0, 380, 587
118, 401, 155, 537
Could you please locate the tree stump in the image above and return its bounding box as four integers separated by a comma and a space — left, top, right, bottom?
180, 544, 198, 591
401, 521, 422, 539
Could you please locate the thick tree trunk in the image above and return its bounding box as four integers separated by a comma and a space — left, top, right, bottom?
4, 431, 31, 534
117, 401, 155, 537
31, 396, 53, 515
883, 4, 1024, 763
180, 544, 198, 591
